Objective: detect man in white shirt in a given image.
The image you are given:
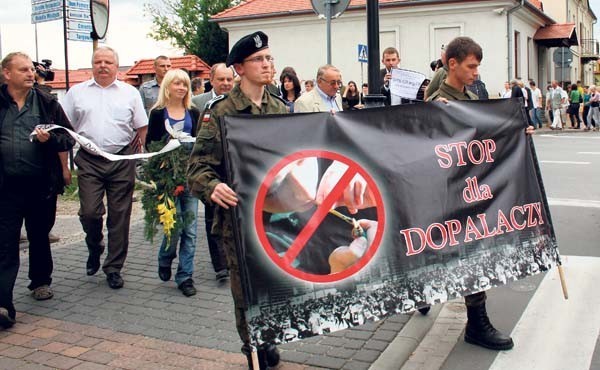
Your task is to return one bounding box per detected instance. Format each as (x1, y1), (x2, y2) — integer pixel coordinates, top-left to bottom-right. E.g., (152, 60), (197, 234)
(547, 80), (566, 129)
(529, 80), (543, 129)
(500, 81), (511, 98)
(61, 47), (148, 289)
(294, 64), (343, 113)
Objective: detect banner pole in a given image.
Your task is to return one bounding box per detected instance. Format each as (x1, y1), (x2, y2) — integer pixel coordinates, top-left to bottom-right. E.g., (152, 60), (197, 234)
(526, 113), (568, 299)
(558, 265), (568, 299)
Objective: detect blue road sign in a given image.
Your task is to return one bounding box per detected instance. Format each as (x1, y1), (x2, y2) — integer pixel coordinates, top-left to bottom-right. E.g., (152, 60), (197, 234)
(32, 10), (62, 24)
(66, 0), (90, 11)
(67, 9), (91, 21)
(68, 30), (93, 42)
(358, 44), (368, 63)
(32, 0), (62, 15)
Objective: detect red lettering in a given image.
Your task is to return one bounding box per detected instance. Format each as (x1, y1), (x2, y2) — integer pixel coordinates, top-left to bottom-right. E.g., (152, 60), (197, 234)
(445, 219), (462, 246)
(447, 142), (468, 166)
(477, 213), (498, 237)
(531, 202), (544, 225)
(463, 177), (477, 203)
(401, 228), (427, 256)
(435, 144), (453, 169)
(426, 223), (448, 250)
(464, 216), (484, 242)
(435, 139), (497, 168)
(496, 209), (514, 234)
(467, 140), (485, 165)
(510, 206), (526, 230)
(483, 139), (496, 163)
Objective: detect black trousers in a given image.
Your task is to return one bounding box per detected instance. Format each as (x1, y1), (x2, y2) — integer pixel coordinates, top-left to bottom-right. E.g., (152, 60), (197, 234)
(204, 203), (227, 273)
(0, 177), (56, 320)
(75, 149), (135, 274)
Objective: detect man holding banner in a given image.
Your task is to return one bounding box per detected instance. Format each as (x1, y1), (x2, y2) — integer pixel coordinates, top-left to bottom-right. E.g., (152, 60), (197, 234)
(187, 31), (287, 369)
(61, 47), (147, 290)
(0, 52), (75, 328)
(428, 36), (534, 351)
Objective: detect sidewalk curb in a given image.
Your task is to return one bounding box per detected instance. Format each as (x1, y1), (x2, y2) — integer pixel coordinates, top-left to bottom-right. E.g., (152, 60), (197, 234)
(369, 304), (443, 370)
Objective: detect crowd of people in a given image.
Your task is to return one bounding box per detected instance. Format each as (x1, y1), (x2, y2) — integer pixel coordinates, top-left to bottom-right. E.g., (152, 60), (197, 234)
(499, 78), (600, 131)
(249, 235), (555, 346)
(0, 30), (553, 370)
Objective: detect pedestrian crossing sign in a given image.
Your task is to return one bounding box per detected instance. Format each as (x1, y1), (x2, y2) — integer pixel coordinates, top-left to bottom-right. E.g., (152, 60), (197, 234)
(358, 44), (368, 63)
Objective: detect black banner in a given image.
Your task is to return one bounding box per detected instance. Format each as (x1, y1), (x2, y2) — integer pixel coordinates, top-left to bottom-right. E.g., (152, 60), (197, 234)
(222, 99), (559, 346)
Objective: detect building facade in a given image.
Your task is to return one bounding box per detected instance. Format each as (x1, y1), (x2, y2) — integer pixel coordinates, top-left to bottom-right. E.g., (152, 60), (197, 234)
(214, 0), (598, 95)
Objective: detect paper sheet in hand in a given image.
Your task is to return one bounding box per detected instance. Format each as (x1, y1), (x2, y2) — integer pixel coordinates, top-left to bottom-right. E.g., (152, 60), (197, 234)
(390, 68), (426, 101)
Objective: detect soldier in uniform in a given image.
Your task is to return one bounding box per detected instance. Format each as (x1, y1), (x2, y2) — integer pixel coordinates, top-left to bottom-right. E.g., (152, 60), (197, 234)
(428, 36), (534, 351)
(187, 31), (287, 370)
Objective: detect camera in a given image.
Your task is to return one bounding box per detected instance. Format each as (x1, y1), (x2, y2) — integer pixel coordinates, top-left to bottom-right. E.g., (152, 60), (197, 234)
(33, 59), (55, 82)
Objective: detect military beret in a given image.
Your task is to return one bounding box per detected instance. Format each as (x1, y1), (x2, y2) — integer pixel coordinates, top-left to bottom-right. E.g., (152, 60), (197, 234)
(226, 31), (269, 66)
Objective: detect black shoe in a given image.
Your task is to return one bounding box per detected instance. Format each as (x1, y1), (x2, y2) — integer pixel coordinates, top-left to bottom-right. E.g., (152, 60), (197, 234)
(216, 269), (229, 283)
(418, 305), (431, 315)
(178, 279), (196, 297)
(86, 252), (101, 276)
(158, 266), (171, 281)
(257, 343), (280, 370)
(464, 303), (514, 350)
(106, 272), (124, 289)
(0, 308), (15, 329)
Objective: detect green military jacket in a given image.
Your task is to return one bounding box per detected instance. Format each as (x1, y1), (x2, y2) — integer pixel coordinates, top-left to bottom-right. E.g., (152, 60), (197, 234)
(187, 83), (287, 211)
(427, 81), (479, 102)
(425, 66), (448, 99)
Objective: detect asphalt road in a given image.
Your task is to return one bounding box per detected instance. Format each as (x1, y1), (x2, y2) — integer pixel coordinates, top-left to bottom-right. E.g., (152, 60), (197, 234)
(440, 131), (600, 370)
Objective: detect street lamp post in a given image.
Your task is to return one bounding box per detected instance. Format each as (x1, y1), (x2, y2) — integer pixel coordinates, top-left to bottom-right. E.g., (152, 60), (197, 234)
(364, 0), (385, 107)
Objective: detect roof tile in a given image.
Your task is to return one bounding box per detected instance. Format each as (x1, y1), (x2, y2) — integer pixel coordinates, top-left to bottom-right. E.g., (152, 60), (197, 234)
(213, 0), (544, 20)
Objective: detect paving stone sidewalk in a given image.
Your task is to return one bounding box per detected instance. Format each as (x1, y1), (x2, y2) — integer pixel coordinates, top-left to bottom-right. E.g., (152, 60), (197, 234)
(6, 211), (412, 370)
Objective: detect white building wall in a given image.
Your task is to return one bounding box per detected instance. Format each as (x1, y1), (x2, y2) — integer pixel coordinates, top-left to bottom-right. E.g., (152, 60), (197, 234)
(220, 1), (549, 99)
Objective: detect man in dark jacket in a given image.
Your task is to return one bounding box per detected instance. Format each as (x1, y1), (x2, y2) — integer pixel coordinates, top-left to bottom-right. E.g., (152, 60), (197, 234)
(0, 52), (74, 329)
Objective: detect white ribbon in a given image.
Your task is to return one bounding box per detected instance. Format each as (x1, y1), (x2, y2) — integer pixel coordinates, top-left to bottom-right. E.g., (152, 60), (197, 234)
(30, 119), (195, 161)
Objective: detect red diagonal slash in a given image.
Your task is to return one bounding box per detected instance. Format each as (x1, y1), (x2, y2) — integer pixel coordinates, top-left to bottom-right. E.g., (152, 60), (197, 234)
(282, 166), (358, 266)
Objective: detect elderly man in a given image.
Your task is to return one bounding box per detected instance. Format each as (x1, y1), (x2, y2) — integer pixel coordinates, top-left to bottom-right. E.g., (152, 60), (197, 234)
(294, 64), (343, 113)
(0, 52), (74, 328)
(61, 47), (147, 289)
(139, 55), (172, 114)
(188, 31), (286, 370)
(548, 80), (566, 130)
(192, 63), (234, 110)
(191, 62), (234, 282)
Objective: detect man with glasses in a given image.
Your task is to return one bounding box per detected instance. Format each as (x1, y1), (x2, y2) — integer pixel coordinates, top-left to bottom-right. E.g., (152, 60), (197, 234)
(295, 64), (343, 113)
(188, 31), (287, 370)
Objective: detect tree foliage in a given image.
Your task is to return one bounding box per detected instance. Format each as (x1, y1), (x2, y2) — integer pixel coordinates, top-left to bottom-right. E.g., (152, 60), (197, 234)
(144, 0), (239, 65)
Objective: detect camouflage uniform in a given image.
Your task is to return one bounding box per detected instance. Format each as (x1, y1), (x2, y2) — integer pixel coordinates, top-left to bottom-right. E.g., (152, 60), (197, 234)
(187, 84), (287, 344)
(428, 81), (486, 308)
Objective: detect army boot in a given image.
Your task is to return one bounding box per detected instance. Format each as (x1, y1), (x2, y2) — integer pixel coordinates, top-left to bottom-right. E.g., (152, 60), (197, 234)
(464, 303), (514, 350)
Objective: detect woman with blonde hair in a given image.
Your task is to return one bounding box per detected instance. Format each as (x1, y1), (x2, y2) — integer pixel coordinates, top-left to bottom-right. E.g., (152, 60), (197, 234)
(145, 68), (201, 297)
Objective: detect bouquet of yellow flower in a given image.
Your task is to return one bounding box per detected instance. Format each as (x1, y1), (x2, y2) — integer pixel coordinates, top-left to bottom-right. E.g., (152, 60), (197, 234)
(140, 141), (190, 244)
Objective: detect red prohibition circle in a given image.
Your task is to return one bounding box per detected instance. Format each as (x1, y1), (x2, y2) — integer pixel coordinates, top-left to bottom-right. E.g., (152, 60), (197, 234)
(254, 150), (385, 283)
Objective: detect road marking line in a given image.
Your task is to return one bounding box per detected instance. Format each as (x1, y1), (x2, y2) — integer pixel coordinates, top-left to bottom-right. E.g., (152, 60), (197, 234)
(490, 256), (600, 370)
(539, 160), (590, 165)
(577, 152), (600, 155)
(539, 135), (600, 139)
(548, 198), (600, 208)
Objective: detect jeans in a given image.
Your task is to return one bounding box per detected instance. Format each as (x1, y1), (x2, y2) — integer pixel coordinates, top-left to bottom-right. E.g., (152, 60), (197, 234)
(531, 108), (543, 128)
(158, 188), (199, 286)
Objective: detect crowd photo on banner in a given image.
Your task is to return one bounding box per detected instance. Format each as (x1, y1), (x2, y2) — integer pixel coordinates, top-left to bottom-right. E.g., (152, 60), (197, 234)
(1, 5), (570, 367)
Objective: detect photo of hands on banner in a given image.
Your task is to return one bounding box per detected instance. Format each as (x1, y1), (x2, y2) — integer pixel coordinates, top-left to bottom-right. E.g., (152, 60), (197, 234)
(262, 158), (379, 275)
